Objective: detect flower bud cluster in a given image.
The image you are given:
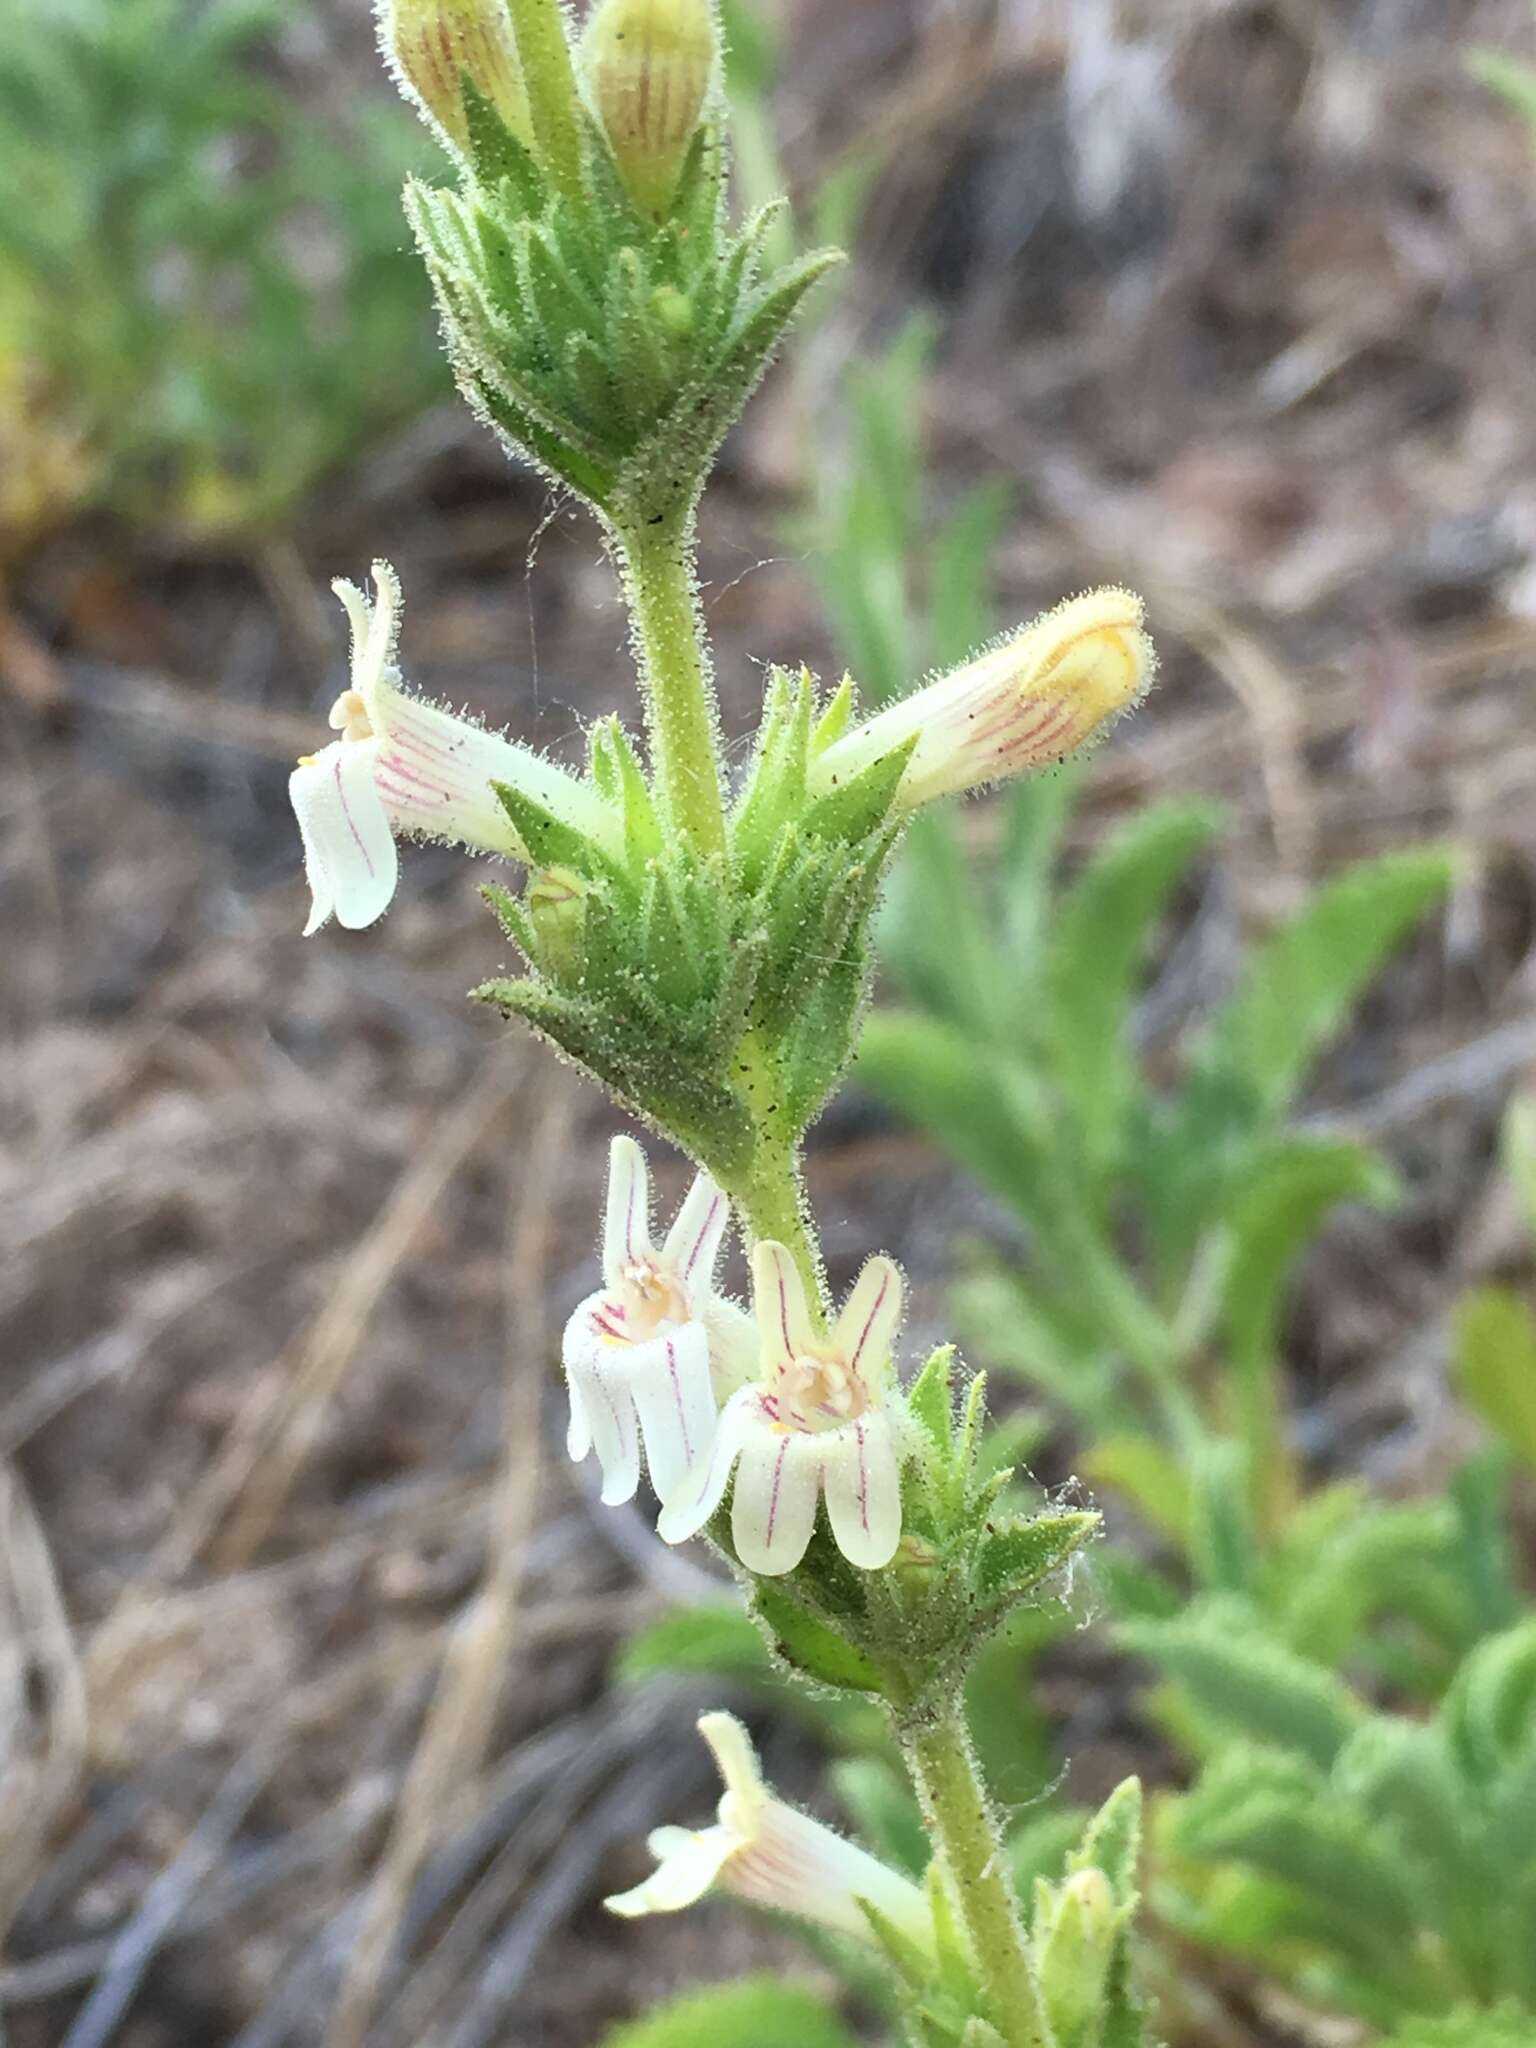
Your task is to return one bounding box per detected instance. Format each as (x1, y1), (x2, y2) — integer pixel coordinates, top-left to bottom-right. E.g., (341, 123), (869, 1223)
(376, 0), (836, 525)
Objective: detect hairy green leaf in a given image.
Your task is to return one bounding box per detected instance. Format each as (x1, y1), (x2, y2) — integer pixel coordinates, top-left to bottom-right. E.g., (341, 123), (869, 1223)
(599, 1978), (858, 2048)
(1456, 1286), (1536, 1469)
(1192, 846), (1453, 1122)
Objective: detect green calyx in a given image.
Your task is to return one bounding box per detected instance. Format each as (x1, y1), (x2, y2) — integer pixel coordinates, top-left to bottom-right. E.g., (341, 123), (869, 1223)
(405, 73), (839, 522)
(474, 673), (911, 1187)
(704, 1345), (1098, 1711)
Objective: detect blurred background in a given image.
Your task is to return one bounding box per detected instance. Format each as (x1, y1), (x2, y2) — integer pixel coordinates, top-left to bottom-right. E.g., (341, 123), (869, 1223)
(4, 0), (1536, 2043)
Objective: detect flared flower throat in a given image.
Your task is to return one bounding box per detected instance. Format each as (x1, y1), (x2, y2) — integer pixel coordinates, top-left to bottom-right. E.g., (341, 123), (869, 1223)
(659, 1242), (907, 1574)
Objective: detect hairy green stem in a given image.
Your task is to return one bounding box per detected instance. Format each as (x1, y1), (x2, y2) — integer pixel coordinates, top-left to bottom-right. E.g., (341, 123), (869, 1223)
(617, 510), (729, 861)
(505, 0), (584, 201)
(731, 1125), (827, 1325)
(902, 1705), (1047, 2048)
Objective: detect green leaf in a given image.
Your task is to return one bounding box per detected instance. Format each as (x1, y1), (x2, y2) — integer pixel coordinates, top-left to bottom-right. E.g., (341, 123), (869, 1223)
(617, 1604), (771, 1687)
(1192, 846), (1453, 1123)
(1502, 1093), (1536, 1237)
(908, 1345), (956, 1461)
(928, 479), (1011, 669)
(1219, 1136), (1398, 1503)
(879, 814), (1010, 1039)
(1068, 1777), (1143, 1903)
(972, 1509), (1099, 1610)
(998, 762), (1085, 995)
(599, 1979), (859, 2048)
(1174, 1747), (1421, 1959)
(1035, 1868), (1117, 2048)
(1081, 1435), (1190, 1547)
(1185, 1436), (1258, 1595)
(749, 1580), (886, 1695)
(1044, 800), (1221, 1185)
(489, 780), (617, 881)
(1010, 1807), (1089, 1901)
(1331, 1718), (1479, 1907)
(1123, 1601), (1363, 1769)
(1381, 2008), (1536, 2048)
(1456, 1286), (1536, 1468)
(831, 1757), (929, 1877)
(1468, 48), (1536, 128)
(1223, 1138), (1397, 1375)
(855, 1014), (1054, 1221)
(801, 734), (917, 843)
(855, 1896), (934, 1992)
(1441, 1618), (1536, 1786)
(461, 79), (545, 207)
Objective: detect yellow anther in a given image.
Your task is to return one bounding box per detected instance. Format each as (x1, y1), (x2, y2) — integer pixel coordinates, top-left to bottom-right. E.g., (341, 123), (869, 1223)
(328, 690), (374, 744)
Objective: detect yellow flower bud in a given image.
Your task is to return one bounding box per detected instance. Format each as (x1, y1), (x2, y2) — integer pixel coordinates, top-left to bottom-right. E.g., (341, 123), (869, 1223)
(583, 0), (718, 216)
(809, 588), (1155, 814)
(379, 0), (532, 154)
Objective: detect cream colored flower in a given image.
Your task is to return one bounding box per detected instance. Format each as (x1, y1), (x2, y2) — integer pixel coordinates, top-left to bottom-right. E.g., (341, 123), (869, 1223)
(659, 1243), (905, 1574)
(565, 1137), (756, 1504)
(289, 562), (620, 934)
(607, 1711), (933, 1950)
(810, 587), (1153, 813)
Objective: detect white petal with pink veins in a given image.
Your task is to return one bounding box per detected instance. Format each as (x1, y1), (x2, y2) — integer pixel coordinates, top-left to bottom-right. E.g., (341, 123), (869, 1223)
(750, 1241), (819, 1369)
(289, 742), (398, 934)
(822, 1415), (903, 1570)
(602, 1135), (652, 1284)
(579, 1352), (641, 1506)
(835, 1253), (903, 1382)
(731, 1427), (821, 1575)
(663, 1171), (729, 1287)
(656, 1385), (757, 1545)
(625, 1321), (719, 1502)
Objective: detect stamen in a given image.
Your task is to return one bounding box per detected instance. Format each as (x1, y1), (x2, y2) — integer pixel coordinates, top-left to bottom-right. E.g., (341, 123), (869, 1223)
(779, 1351), (869, 1427)
(328, 690), (375, 744)
(616, 1257), (690, 1336)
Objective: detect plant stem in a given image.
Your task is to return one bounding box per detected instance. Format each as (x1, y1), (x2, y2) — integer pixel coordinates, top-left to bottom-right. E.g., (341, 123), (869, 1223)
(902, 1704), (1048, 2048)
(732, 1124), (827, 1324)
(506, 0), (584, 202)
(617, 509), (729, 862)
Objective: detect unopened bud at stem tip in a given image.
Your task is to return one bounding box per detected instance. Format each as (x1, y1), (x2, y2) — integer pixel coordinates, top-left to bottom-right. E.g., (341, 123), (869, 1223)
(379, 0), (532, 153)
(583, 0), (718, 215)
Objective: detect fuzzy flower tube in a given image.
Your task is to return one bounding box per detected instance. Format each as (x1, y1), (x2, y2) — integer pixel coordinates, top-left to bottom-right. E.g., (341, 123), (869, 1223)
(606, 1712), (935, 1949)
(289, 562), (620, 931)
(294, 5), (1161, 2043)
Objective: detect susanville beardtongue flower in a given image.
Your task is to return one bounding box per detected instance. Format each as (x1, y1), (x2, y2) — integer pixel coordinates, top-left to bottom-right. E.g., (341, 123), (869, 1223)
(659, 1243), (906, 1574)
(606, 1711), (934, 1952)
(564, 1136), (756, 1504)
(378, 0), (533, 154)
(810, 586), (1155, 813)
(289, 561), (621, 934)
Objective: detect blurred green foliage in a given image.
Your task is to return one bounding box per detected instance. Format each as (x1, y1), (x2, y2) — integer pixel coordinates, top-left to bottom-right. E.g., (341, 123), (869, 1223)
(0, 0), (442, 548)
(1137, 1612), (1536, 2031)
(599, 1977), (861, 2048)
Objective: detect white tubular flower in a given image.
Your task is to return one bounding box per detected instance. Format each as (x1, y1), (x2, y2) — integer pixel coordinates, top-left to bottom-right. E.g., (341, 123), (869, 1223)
(810, 587), (1154, 813)
(564, 1137), (757, 1506)
(659, 1243), (905, 1575)
(606, 1711), (933, 1951)
(289, 562), (622, 934)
